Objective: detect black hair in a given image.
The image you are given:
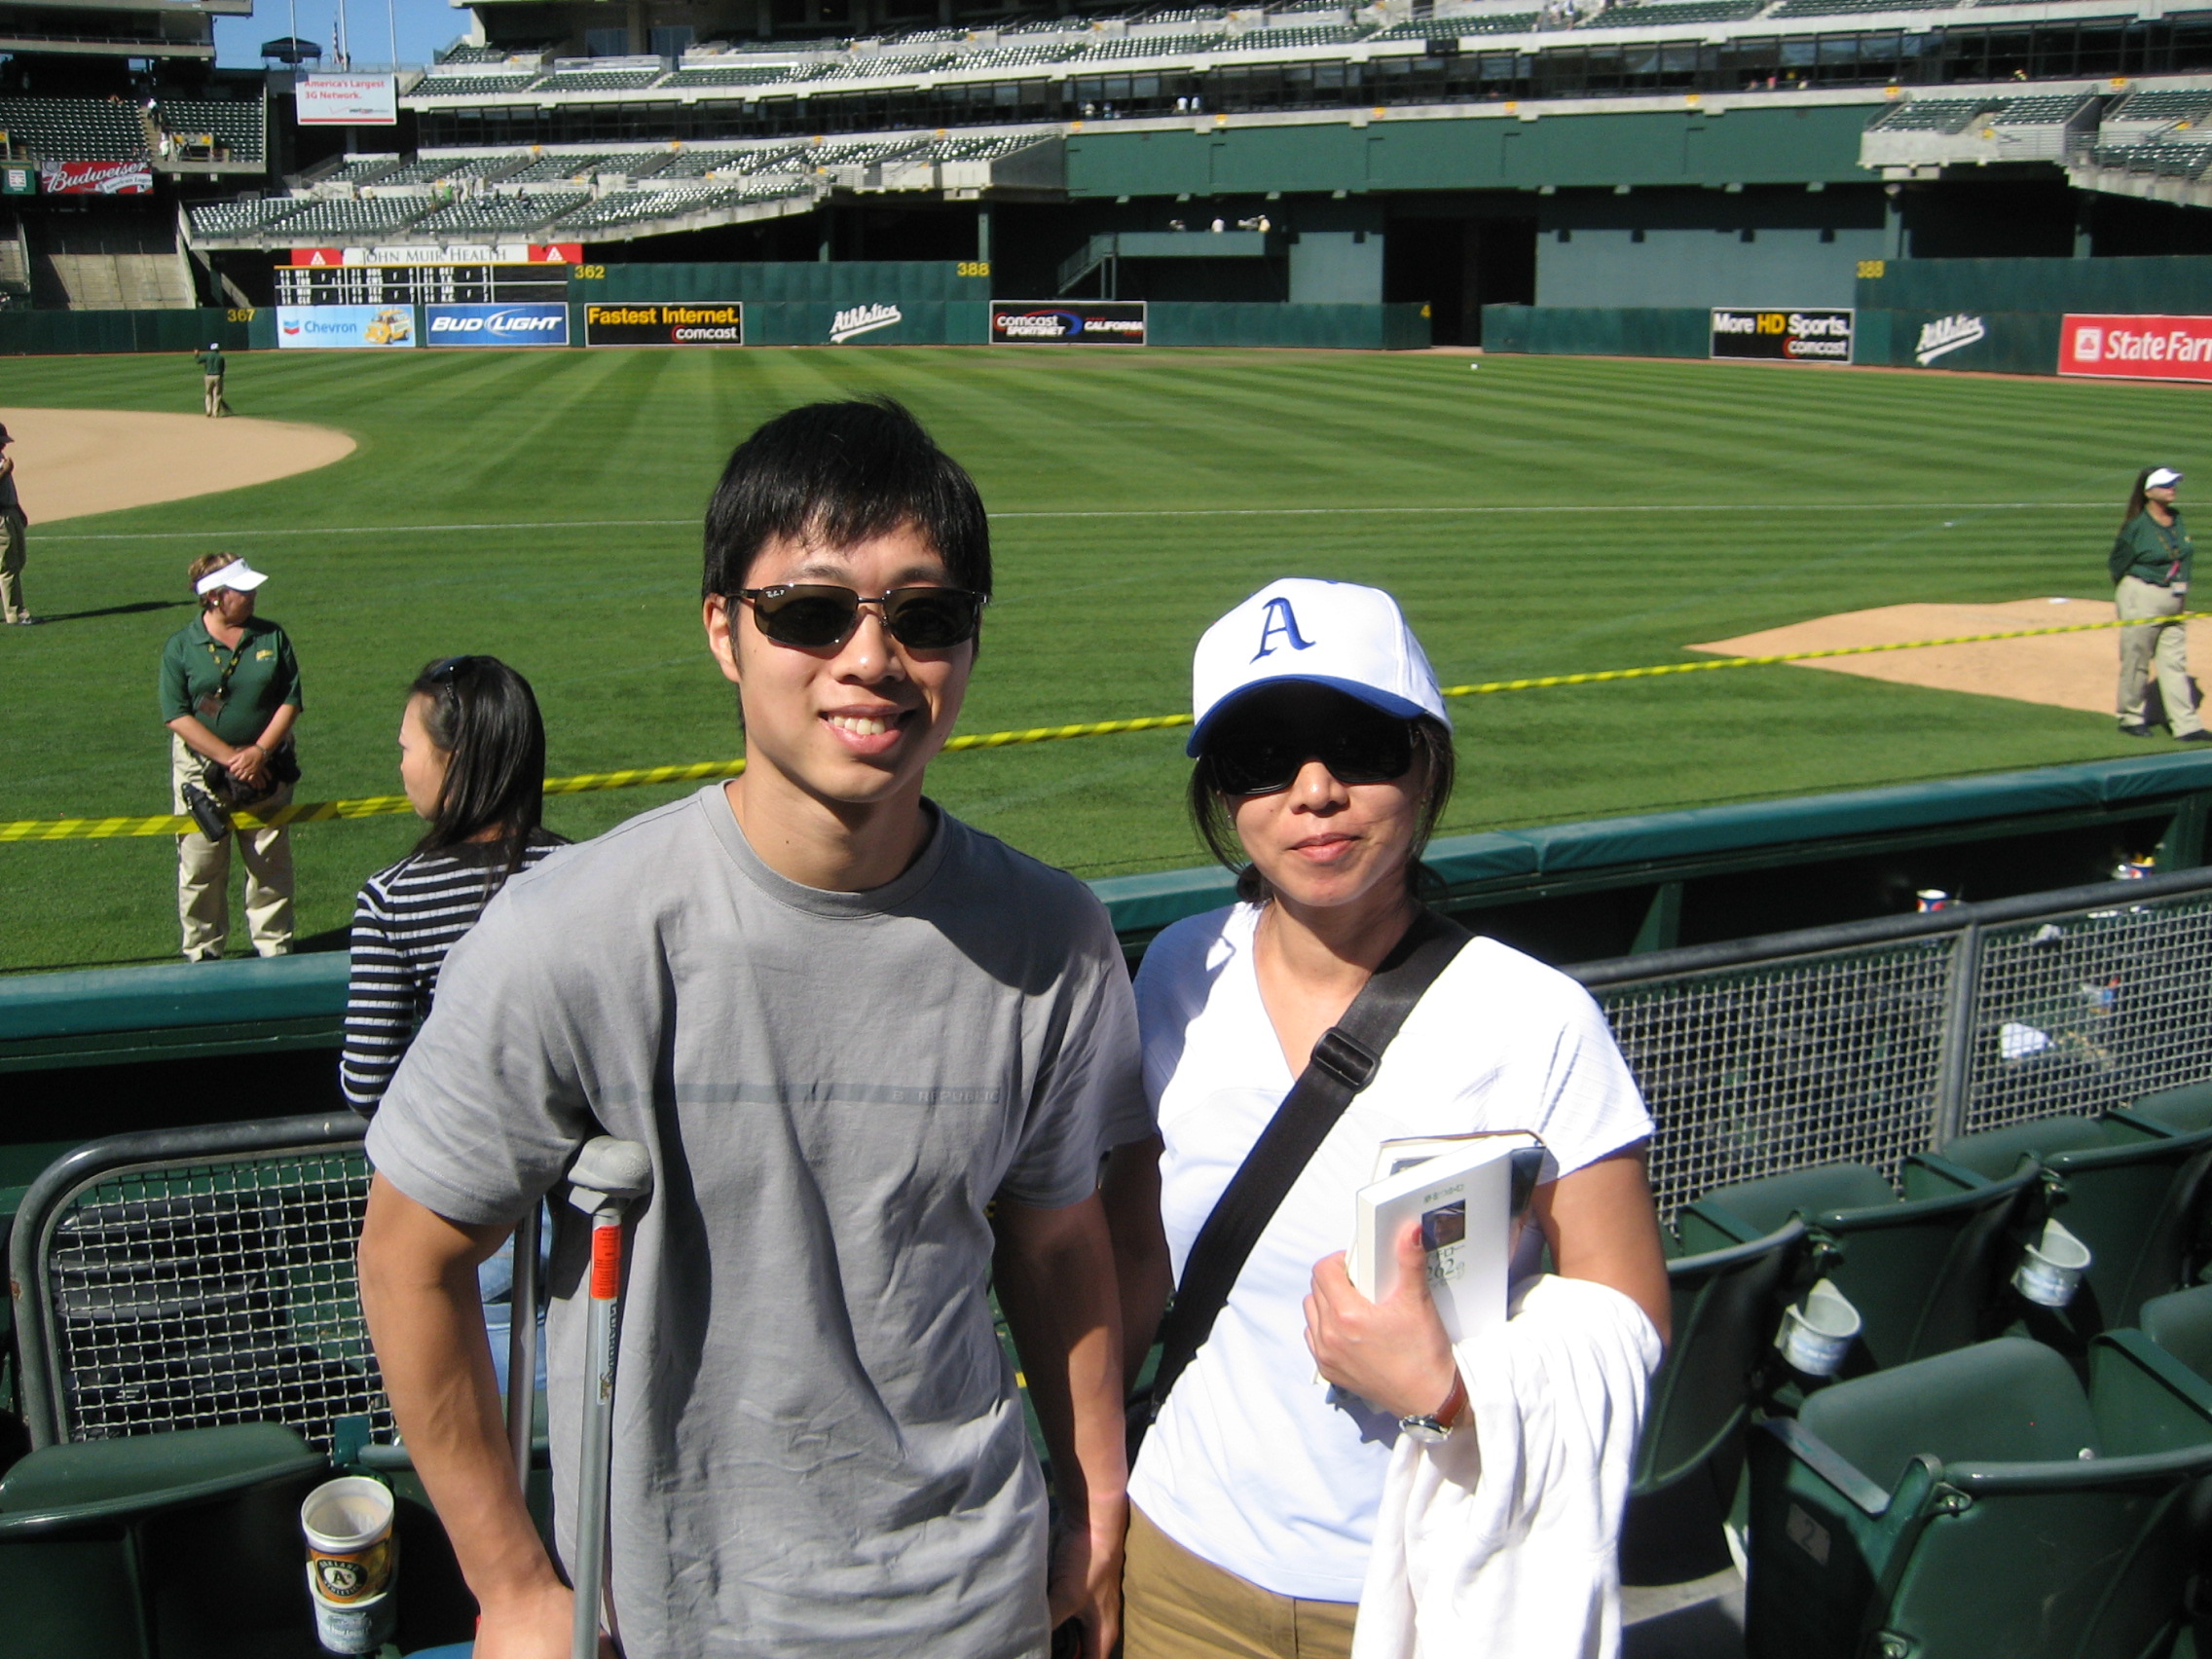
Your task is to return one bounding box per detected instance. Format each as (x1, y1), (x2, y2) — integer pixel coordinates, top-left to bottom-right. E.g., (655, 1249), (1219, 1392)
(409, 654), (546, 893)
(702, 397), (991, 601)
(1187, 690), (1457, 905)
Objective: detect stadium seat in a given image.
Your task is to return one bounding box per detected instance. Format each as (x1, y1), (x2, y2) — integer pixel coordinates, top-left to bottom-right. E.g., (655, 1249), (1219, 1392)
(0, 1422), (327, 1659)
(1679, 1157), (2041, 1375)
(2130, 1079), (2212, 1133)
(1744, 1335), (2212, 1659)
(1929, 1108), (2212, 1332)
(2140, 1283), (2212, 1381)
(1620, 1216), (1808, 1585)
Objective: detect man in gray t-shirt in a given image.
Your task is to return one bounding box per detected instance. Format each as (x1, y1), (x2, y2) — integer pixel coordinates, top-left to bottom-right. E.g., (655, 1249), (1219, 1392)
(360, 401), (1145, 1659)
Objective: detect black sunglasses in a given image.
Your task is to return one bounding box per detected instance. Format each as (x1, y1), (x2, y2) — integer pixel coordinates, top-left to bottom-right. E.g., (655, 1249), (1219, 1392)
(1203, 697), (1418, 797)
(735, 585), (985, 651)
(425, 655), (481, 682)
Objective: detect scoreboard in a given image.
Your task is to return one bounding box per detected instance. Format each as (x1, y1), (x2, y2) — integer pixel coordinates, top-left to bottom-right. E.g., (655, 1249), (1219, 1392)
(276, 264), (571, 307)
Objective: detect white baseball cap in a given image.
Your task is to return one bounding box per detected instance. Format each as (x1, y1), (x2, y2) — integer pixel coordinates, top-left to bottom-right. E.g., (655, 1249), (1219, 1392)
(195, 558), (270, 596)
(2148, 467), (2185, 490)
(1188, 577), (1448, 755)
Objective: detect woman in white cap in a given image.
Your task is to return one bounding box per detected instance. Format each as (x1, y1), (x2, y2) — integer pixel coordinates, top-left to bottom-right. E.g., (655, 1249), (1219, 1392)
(159, 551), (302, 960)
(1104, 578), (1670, 1659)
(2111, 466), (2206, 741)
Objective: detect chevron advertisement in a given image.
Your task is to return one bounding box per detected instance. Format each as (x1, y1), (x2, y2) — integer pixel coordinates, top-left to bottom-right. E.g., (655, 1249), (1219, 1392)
(2060, 314), (2212, 385)
(989, 302), (1148, 345)
(425, 303), (571, 348)
(275, 305), (418, 349)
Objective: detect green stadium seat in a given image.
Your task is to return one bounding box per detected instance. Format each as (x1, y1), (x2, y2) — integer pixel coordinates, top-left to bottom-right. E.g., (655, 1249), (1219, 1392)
(2130, 1079), (2212, 1134)
(0, 1422), (328, 1659)
(1620, 1217), (1809, 1586)
(1745, 1335), (2212, 1659)
(1932, 1108), (2212, 1331)
(2140, 1283), (2212, 1381)
(1681, 1157), (2041, 1375)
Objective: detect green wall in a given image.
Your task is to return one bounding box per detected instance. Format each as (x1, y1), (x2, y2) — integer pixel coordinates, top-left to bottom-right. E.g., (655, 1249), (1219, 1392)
(1067, 104), (1874, 199)
(1485, 303), (2063, 375)
(0, 307), (256, 356)
(1858, 257), (2212, 315)
(571, 260), (992, 304)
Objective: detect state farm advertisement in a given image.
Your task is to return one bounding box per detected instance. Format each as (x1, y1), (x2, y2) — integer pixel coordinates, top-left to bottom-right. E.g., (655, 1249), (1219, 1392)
(39, 159), (152, 195)
(2060, 314), (2212, 385)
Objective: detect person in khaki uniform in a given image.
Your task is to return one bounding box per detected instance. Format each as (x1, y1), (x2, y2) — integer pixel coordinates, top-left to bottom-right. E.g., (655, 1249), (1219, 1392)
(2112, 465), (2208, 742)
(159, 553), (303, 960)
(0, 423), (33, 626)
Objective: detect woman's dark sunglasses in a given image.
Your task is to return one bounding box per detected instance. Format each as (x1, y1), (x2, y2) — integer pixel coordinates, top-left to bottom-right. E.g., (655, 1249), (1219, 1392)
(1203, 700), (1417, 796)
(735, 585), (985, 651)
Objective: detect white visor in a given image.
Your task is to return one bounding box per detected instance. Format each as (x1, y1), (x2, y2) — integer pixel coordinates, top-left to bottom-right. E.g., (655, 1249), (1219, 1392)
(196, 559), (270, 596)
(2147, 467), (2184, 491)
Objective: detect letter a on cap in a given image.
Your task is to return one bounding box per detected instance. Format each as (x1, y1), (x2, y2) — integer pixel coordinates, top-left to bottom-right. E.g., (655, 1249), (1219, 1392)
(1253, 597), (1314, 661)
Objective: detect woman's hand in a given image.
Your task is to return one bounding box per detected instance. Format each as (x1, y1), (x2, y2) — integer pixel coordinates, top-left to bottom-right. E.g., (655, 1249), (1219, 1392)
(227, 743), (267, 789)
(1305, 1222), (1459, 1422)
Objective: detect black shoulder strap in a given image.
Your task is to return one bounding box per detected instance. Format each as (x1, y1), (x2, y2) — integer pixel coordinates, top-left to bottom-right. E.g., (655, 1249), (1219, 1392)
(1140, 906), (1473, 1425)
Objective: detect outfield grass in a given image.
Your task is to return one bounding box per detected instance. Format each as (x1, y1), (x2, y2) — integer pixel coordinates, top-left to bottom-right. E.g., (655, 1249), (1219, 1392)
(2, 345), (2203, 974)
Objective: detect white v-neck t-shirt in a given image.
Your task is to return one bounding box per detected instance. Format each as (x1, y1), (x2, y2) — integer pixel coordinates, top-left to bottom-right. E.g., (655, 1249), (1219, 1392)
(1124, 903), (1653, 1601)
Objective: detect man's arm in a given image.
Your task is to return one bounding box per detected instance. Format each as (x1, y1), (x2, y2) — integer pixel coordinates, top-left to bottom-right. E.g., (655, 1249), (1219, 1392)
(992, 1192), (1127, 1659)
(1099, 1135), (1172, 1389)
(359, 1173), (573, 1659)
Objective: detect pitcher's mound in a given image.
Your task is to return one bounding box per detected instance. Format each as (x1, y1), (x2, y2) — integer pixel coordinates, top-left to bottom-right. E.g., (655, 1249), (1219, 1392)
(0, 406), (354, 524)
(1690, 598), (2210, 719)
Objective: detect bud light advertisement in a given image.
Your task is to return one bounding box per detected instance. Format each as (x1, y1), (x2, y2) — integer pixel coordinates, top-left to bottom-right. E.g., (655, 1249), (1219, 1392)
(424, 303), (571, 348)
(989, 301), (1148, 346)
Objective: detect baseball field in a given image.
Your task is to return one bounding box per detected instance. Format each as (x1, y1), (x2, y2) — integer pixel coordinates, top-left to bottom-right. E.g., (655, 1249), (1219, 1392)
(2, 344), (2203, 974)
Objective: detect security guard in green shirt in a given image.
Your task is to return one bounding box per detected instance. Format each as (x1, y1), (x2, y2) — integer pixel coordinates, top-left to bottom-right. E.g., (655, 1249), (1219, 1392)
(2110, 465), (2205, 741)
(159, 554), (303, 960)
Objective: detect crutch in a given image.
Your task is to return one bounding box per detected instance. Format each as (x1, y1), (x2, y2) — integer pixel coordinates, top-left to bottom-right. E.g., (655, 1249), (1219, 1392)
(504, 1202), (541, 1493)
(565, 1137), (653, 1659)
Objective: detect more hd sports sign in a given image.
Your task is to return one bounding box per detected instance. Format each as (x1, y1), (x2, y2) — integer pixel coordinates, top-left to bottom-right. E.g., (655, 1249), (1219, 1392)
(425, 302), (570, 347)
(1711, 308), (1854, 364)
(584, 302), (743, 347)
(2060, 314), (2212, 385)
(275, 304), (416, 349)
(989, 301), (1147, 345)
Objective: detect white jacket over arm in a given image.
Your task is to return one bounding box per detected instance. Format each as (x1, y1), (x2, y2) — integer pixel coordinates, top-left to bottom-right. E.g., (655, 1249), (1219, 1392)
(1352, 1274), (1664, 1659)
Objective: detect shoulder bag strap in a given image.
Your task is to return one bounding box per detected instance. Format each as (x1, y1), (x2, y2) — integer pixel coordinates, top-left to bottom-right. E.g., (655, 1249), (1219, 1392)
(1138, 905), (1474, 1428)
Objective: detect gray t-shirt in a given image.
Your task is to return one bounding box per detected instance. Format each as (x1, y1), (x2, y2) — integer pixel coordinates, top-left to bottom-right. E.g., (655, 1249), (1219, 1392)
(366, 786), (1146, 1658)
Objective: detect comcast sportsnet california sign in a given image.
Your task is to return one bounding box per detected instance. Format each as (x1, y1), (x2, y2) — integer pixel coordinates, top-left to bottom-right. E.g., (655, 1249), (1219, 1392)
(2061, 314), (2212, 385)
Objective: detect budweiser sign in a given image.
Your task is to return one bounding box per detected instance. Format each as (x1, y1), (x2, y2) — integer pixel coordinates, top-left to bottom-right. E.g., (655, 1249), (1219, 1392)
(2059, 313), (2212, 385)
(39, 159), (152, 195)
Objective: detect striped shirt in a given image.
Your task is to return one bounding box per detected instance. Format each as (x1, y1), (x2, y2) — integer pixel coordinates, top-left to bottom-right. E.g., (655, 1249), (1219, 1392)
(341, 831), (567, 1113)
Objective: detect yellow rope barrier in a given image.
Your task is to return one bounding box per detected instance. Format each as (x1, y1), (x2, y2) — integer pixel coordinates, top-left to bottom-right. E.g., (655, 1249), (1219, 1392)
(5, 611), (2202, 843)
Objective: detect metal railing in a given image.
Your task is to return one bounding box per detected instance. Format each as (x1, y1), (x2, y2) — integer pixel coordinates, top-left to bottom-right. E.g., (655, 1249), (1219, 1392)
(1575, 867), (2212, 1219)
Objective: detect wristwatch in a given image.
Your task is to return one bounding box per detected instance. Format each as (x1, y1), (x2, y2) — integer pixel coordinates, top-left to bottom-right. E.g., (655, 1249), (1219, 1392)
(1398, 1372), (1468, 1445)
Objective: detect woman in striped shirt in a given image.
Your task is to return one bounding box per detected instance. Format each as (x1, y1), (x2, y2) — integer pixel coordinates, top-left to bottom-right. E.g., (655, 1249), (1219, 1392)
(341, 655), (567, 1114)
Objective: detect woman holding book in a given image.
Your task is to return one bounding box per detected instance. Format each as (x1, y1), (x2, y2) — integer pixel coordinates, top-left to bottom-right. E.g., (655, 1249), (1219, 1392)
(1103, 578), (1672, 1659)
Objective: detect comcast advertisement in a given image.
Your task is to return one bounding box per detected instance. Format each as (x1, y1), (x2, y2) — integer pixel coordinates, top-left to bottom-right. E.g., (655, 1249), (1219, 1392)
(584, 303), (744, 347)
(2060, 314), (2212, 385)
(1711, 308), (1854, 364)
(989, 302), (1148, 345)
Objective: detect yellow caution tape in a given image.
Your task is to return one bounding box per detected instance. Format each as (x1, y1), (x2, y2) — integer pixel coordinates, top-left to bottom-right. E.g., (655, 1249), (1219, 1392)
(4, 612), (2202, 843)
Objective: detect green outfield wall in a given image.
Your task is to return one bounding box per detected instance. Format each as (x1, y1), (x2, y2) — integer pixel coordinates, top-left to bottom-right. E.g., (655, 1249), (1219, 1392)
(569, 260), (992, 305)
(0, 306), (258, 356)
(1484, 303), (2065, 375)
(1857, 257), (2212, 316)
(1065, 104), (1874, 199)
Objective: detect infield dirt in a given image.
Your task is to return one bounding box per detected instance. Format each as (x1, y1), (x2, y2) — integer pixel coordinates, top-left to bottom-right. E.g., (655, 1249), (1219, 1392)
(0, 407), (353, 522)
(1690, 599), (2212, 719)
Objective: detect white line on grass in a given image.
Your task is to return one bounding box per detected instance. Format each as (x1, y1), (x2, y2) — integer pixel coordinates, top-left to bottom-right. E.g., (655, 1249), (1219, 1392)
(37, 502), (2116, 540)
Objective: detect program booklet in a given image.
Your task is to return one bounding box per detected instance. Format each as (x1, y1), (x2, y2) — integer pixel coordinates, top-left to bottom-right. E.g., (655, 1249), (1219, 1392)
(1349, 1131), (1546, 1346)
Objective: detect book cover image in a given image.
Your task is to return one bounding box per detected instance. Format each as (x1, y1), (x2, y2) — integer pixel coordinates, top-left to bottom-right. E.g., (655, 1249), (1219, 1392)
(1351, 1133), (1543, 1347)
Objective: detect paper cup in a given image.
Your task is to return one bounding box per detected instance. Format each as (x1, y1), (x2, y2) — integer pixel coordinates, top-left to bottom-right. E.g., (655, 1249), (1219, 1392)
(302, 1475), (397, 1605)
(305, 1567), (395, 1656)
(1779, 1278), (1862, 1377)
(2014, 1219), (2093, 1309)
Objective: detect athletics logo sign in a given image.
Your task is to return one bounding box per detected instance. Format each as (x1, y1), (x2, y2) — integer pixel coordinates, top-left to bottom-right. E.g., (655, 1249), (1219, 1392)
(829, 304), (903, 344)
(1914, 313), (1987, 367)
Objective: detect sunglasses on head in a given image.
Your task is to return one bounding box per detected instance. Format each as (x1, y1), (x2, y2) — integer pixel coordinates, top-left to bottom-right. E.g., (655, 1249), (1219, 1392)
(425, 655), (481, 682)
(1202, 694), (1418, 797)
(735, 584), (986, 651)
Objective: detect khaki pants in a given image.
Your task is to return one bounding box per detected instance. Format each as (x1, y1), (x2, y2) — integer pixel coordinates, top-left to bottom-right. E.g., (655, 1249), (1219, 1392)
(1123, 1507), (1358, 1659)
(171, 735), (294, 961)
(203, 373), (226, 418)
(2117, 575), (2204, 735)
(1, 506), (25, 622)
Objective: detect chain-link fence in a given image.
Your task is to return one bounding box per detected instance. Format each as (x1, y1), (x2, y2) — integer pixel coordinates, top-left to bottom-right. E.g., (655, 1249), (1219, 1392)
(1580, 869), (2212, 1221)
(12, 1119), (387, 1451)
